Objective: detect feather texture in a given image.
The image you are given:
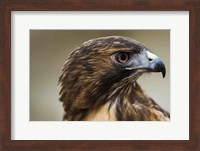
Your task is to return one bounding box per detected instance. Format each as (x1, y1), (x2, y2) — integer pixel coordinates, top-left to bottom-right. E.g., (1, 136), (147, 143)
(59, 36), (170, 121)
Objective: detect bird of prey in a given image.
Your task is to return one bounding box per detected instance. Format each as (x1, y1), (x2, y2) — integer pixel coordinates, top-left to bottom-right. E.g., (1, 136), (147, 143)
(59, 36), (170, 121)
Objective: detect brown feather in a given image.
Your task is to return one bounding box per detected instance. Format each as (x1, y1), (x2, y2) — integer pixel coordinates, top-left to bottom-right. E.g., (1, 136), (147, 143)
(59, 36), (170, 121)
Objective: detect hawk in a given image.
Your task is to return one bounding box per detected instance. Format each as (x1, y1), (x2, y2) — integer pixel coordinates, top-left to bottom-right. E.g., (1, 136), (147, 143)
(59, 36), (170, 121)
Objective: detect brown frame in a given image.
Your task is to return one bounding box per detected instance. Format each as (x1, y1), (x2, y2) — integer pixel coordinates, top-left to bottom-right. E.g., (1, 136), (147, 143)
(0, 0), (200, 151)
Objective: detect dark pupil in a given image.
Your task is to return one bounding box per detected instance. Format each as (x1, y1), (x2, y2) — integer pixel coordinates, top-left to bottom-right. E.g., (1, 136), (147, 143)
(120, 53), (127, 61)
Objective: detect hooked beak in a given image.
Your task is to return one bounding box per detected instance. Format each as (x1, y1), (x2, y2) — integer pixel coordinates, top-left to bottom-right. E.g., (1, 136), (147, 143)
(146, 51), (166, 78)
(125, 51), (166, 78)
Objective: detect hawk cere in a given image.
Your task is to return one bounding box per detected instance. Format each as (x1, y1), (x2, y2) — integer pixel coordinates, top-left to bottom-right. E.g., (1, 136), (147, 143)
(59, 36), (170, 121)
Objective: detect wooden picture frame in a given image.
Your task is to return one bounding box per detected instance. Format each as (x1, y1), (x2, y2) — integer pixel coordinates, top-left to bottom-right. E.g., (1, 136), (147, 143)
(0, 0), (199, 150)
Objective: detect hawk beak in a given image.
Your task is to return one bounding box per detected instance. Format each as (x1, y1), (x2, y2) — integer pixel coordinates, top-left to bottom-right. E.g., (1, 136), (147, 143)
(125, 51), (166, 78)
(146, 51), (166, 78)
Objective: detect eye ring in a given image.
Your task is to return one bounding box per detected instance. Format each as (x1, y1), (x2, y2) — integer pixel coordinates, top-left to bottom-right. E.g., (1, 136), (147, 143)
(115, 52), (129, 64)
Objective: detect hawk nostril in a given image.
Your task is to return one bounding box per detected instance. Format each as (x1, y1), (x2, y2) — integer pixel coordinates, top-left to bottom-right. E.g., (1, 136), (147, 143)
(148, 58), (153, 61)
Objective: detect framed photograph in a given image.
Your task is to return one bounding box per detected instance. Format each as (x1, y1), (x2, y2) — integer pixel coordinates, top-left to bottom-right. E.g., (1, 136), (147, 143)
(1, 0), (199, 151)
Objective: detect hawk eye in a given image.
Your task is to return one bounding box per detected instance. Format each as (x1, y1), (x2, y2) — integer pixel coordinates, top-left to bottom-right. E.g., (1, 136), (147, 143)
(115, 52), (129, 64)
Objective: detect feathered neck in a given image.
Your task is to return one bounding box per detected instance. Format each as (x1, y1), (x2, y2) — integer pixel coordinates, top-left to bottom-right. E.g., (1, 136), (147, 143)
(59, 58), (169, 121)
(62, 79), (169, 121)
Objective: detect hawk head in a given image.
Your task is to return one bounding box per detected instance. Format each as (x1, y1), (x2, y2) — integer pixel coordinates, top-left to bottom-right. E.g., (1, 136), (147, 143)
(59, 36), (167, 120)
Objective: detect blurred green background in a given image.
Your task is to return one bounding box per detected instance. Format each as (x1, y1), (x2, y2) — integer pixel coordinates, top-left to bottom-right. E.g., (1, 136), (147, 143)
(30, 30), (170, 121)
